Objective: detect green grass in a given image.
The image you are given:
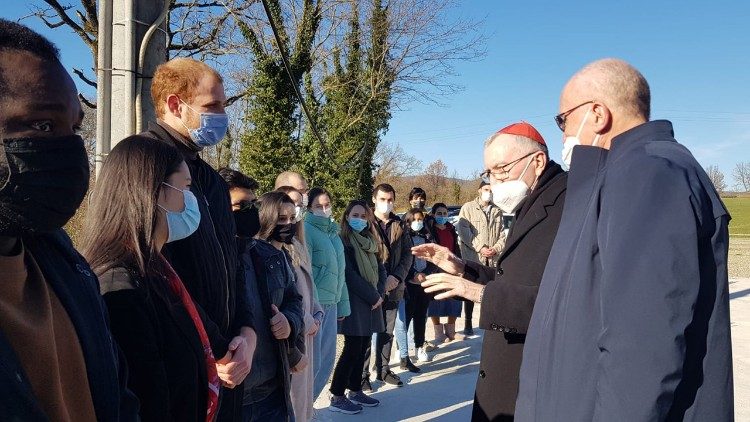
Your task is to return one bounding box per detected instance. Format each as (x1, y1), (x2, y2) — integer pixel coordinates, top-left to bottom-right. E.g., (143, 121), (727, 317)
(725, 197), (750, 238)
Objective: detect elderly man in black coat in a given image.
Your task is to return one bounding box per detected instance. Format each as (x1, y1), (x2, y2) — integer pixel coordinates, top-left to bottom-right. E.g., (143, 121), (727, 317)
(414, 122), (567, 421)
(516, 59), (733, 422)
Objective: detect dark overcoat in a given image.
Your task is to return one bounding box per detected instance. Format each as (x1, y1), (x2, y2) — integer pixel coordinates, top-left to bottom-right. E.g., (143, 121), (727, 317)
(516, 121), (733, 422)
(339, 243), (387, 337)
(463, 162), (567, 421)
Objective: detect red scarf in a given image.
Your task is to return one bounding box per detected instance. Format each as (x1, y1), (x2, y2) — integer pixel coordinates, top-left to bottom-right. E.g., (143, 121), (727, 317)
(161, 258), (220, 422)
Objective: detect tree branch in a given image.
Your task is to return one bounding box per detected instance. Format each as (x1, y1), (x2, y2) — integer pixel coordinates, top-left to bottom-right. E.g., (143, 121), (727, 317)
(73, 68), (98, 88)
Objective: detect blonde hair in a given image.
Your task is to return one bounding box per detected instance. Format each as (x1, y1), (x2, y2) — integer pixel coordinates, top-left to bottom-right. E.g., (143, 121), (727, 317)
(151, 58), (223, 118)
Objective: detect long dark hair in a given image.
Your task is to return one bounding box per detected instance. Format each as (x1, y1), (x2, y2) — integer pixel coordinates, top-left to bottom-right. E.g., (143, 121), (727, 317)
(81, 135), (184, 278)
(339, 199), (388, 262)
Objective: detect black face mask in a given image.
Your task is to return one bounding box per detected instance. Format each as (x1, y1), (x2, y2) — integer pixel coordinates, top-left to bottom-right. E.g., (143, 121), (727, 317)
(271, 222), (297, 245)
(0, 135), (90, 236)
(411, 200), (425, 209)
(233, 206), (260, 238)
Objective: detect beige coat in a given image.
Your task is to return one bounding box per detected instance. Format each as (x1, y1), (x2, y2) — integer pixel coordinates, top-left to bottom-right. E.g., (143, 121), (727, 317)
(286, 239), (322, 422)
(457, 197), (506, 267)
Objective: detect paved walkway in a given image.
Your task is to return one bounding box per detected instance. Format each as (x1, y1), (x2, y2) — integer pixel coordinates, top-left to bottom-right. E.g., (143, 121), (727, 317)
(313, 278), (750, 421)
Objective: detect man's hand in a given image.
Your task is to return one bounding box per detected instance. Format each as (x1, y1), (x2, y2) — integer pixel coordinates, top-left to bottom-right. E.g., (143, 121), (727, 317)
(270, 304), (291, 339)
(415, 272), (427, 283)
(372, 297), (384, 310)
(216, 329), (255, 388)
(291, 354), (309, 374)
(480, 246), (497, 258)
(309, 319), (321, 337)
(412, 243), (465, 275)
(422, 273), (485, 303)
(385, 275), (399, 292)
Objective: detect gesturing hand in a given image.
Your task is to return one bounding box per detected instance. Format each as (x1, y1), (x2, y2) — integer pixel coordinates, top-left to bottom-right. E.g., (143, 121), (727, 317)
(372, 297), (384, 310)
(412, 243), (465, 276)
(421, 273), (485, 303)
(270, 304), (291, 339)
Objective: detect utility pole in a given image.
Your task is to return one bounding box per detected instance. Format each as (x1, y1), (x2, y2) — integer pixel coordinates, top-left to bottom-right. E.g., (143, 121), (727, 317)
(97, 0), (169, 177)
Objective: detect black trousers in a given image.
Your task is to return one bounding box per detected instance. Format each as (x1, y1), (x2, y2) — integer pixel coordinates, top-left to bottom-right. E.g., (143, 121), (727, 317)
(464, 300), (475, 329)
(330, 335), (370, 396)
(363, 302), (398, 377)
(405, 282), (431, 348)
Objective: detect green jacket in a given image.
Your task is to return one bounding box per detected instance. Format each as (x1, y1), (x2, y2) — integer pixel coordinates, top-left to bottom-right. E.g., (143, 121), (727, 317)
(304, 213), (351, 317)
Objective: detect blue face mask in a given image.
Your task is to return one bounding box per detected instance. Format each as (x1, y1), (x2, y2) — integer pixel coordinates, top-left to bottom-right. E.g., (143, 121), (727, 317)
(348, 217), (369, 232)
(159, 182), (201, 243)
(435, 216), (449, 225)
(180, 100), (229, 147)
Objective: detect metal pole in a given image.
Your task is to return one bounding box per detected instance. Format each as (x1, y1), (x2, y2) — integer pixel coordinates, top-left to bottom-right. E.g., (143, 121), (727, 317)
(111, 0), (136, 146)
(95, 0), (113, 178)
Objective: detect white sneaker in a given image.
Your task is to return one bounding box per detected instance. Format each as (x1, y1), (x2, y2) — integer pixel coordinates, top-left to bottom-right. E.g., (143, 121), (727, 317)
(417, 346), (431, 362)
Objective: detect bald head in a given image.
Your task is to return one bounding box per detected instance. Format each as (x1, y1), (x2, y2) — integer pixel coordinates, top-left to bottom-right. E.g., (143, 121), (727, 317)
(275, 171), (308, 193)
(564, 58), (650, 121)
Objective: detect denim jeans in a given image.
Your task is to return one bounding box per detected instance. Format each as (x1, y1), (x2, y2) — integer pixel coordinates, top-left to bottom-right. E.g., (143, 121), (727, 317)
(242, 388), (291, 422)
(312, 303), (337, 401)
(394, 299), (415, 358)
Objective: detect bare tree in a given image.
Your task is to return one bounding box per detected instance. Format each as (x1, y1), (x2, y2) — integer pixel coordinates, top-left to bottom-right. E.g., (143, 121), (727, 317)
(372, 141), (422, 182)
(26, 0), (255, 106)
(734, 162), (750, 192)
(419, 158), (448, 202)
(704, 165), (727, 193)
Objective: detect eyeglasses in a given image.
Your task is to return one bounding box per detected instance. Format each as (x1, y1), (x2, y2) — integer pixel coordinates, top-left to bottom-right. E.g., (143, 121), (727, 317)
(554, 101), (593, 132)
(234, 199), (257, 211)
(481, 151), (537, 182)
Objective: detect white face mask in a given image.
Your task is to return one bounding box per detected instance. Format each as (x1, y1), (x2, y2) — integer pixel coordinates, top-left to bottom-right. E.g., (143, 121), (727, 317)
(375, 201), (393, 215)
(313, 207), (332, 219)
(411, 220), (424, 232)
(302, 193), (309, 208)
(562, 109), (601, 170)
(480, 191), (492, 203)
(294, 205), (304, 222)
(491, 156), (536, 214)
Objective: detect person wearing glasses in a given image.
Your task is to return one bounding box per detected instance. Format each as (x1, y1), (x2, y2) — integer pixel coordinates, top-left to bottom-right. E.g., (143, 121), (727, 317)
(514, 59), (733, 421)
(412, 122), (567, 421)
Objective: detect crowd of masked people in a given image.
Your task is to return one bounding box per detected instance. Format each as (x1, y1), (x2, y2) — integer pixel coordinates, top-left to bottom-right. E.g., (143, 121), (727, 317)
(0, 20), (499, 421)
(2, 19), (734, 422)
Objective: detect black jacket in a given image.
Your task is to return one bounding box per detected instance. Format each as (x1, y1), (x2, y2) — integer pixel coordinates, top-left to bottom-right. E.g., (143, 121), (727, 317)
(463, 162), (567, 421)
(100, 266), (229, 422)
(242, 239), (304, 421)
(143, 121), (253, 336)
(374, 212), (413, 303)
(0, 230), (139, 421)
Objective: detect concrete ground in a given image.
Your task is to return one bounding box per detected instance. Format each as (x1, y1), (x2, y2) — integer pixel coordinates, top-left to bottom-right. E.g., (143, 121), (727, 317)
(312, 277), (750, 421)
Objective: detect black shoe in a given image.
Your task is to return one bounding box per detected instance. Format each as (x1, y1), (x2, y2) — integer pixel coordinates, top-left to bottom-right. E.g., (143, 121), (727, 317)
(464, 327), (475, 336)
(400, 358), (421, 373)
(378, 370), (404, 387)
(361, 377), (373, 392)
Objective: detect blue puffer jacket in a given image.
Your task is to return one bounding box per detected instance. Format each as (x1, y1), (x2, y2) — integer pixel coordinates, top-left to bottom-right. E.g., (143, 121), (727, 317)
(304, 213), (351, 317)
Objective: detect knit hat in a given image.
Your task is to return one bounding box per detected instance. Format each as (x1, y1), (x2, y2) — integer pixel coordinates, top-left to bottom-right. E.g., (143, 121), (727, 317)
(495, 122), (546, 146)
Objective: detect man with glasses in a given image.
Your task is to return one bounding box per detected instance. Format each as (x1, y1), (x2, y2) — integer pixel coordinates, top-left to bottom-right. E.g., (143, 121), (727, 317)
(515, 59), (733, 421)
(413, 122), (567, 421)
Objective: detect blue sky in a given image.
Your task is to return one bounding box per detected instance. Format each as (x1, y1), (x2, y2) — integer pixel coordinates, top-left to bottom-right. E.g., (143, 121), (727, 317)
(5, 1), (750, 187)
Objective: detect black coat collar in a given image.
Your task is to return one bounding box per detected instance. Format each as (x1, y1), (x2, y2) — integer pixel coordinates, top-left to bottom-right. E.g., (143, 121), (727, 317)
(499, 162), (566, 263)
